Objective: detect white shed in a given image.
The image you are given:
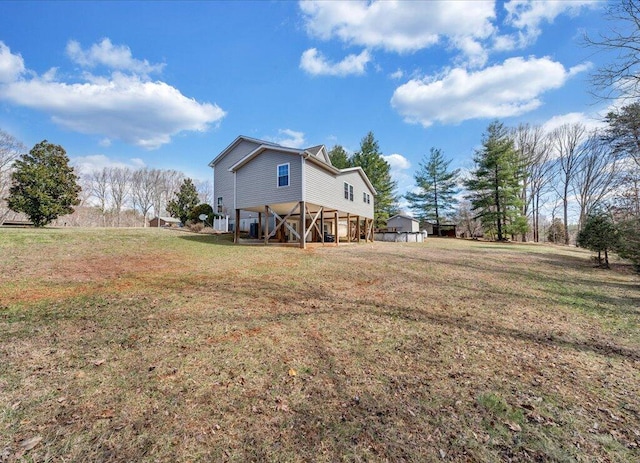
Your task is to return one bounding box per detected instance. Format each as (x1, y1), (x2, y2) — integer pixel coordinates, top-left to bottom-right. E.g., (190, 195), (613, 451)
(386, 214), (419, 232)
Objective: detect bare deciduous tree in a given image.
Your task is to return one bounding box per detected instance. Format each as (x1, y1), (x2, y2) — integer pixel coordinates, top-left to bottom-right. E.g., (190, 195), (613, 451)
(131, 168), (155, 227)
(572, 132), (620, 231)
(89, 168), (110, 226)
(617, 161), (640, 218)
(0, 130), (26, 224)
(586, 0), (640, 100)
(109, 167), (131, 227)
(195, 178), (213, 205)
(455, 199), (482, 239)
(550, 123), (588, 245)
(512, 124), (553, 242)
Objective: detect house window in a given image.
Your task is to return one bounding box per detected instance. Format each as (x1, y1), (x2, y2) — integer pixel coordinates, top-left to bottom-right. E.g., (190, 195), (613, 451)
(217, 196), (223, 214)
(344, 182), (353, 201)
(277, 163), (289, 187)
(363, 192), (370, 204)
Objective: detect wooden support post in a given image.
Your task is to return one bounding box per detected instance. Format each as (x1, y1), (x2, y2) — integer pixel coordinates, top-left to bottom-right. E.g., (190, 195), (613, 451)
(258, 212), (262, 240)
(356, 216), (361, 243)
(264, 205), (269, 245)
(371, 218), (375, 242)
(299, 201), (306, 249)
(335, 210), (339, 246)
(234, 209), (240, 244)
(347, 213), (351, 243)
(320, 208), (324, 244)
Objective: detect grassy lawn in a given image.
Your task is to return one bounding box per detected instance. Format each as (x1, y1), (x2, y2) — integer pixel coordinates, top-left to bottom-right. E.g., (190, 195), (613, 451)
(1, 228), (639, 462)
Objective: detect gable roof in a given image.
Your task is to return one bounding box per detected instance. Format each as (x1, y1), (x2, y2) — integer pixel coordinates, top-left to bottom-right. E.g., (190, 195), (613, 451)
(209, 135), (282, 167)
(305, 144), (331, 165)
(153, 216), (181, 223)
(388, 214), (418, 222)
(228, 143), (309, 172)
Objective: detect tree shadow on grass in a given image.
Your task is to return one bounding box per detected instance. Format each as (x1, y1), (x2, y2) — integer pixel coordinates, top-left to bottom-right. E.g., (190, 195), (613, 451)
(175, 272), (640, 363)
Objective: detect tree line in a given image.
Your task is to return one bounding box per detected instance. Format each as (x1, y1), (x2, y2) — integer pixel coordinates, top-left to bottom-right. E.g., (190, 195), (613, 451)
(0, 136), (213, 228)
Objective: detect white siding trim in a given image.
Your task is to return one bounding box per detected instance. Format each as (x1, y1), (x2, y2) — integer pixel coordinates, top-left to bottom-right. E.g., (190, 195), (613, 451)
(233, 171), (237, 211)
(301, 157), (306, 202)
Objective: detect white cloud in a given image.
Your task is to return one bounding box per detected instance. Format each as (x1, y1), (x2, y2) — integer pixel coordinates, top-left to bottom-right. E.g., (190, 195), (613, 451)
(0, 42), (25, 83)
(390, 69), (404, 80)
(270, 129), (306, 148)
(383, 153), (411, 170)
(300, 1), (495, 66)
(383, 153), (413, 196)
(72, 154), (146, 176)
(300, 48), (370, 76)
(0, 40), (225, 149)
(391, 56), (587, 127)
(502, 0), (596, 48)
(541, 112), (605, 134)
(66, 38), (165, 76)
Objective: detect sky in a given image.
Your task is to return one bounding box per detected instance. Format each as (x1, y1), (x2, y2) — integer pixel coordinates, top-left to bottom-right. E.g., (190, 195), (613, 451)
(0, 0), (616, 207)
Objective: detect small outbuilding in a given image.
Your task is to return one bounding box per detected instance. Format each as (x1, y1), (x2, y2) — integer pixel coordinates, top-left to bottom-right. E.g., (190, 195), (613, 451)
(386, 214), (419, 233)
(424, 222), (457, 237)
(149, 216), (181, 228)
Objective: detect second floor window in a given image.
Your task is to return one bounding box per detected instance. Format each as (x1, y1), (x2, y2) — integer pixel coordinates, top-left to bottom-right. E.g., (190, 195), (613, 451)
(344, 182), (353, 201)
(217, 196), (223, 213)
(277, 163), (289, 187)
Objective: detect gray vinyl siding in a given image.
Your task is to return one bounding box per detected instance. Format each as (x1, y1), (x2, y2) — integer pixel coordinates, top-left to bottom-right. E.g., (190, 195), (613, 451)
(236, 150), (302, 209)
(305, 162), (374, 218)
(213, 139), (260, 214)
(388, 216), (419, 232)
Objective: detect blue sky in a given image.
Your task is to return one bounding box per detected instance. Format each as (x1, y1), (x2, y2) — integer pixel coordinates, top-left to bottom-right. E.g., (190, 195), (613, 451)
(0, 1), (612, 203)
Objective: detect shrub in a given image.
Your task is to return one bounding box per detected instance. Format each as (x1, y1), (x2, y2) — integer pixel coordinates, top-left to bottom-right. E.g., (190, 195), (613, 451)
(188, 203), (214, 224)
(188, 222), (204, 233)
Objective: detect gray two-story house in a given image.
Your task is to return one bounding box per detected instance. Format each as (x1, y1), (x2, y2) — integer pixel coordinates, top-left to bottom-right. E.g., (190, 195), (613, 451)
(209, 136), (376, 248)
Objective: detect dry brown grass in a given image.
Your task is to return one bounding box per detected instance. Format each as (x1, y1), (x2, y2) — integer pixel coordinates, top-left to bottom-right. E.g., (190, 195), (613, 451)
(0, 228), (639, 462)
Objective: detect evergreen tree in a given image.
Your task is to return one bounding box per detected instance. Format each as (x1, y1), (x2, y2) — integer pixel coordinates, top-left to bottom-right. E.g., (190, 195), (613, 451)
(351, 132), (397, 228)
(328, 145), (351, 169)
(166, 178), (199, 224)
(604, 102), (640, 167)
(405, 147), (459, 236)
(577, 211), (620, 268)
(8, 140), (81, 227)
(547, 218), (567, 243)
(465, 121), (523, 241)
(615, 217), (640, 272)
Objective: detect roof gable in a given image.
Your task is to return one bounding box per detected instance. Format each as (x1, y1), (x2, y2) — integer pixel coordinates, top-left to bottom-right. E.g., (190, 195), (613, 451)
(305, 145), (331, 165)
(388, 214), (418, 222)
(209, 135), (281, 167)
(338, 167), (377, 195)
(229, 144), (304, 172)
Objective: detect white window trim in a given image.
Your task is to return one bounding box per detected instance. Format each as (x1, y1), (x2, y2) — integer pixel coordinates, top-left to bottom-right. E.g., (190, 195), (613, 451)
(277, 162), (290, 188)
(344, 182), (354, 202)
